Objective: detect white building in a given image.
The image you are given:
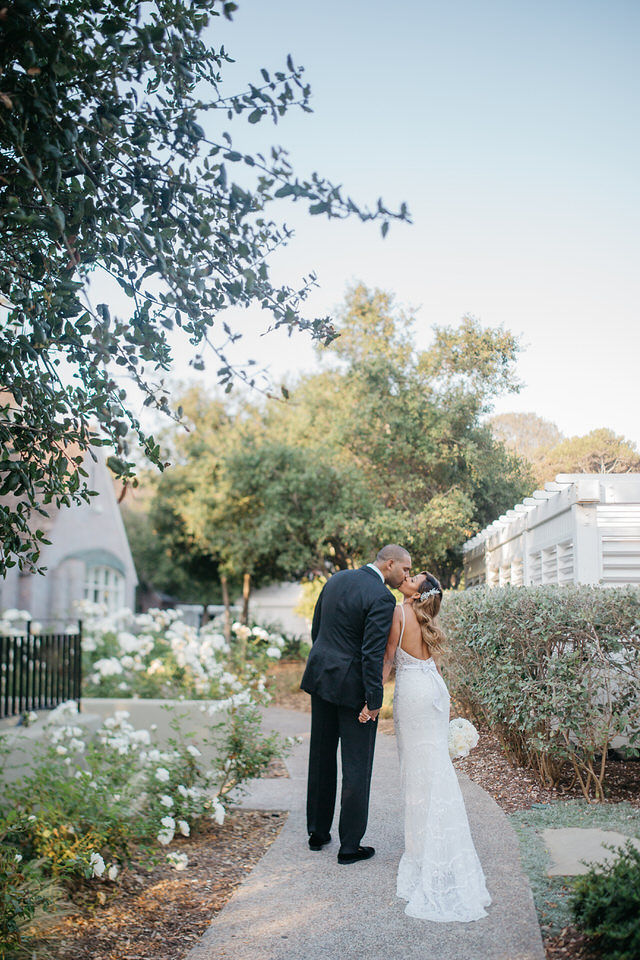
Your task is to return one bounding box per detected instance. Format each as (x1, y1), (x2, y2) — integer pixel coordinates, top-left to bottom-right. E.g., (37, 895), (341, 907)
(1, 449), (137, 622)
(463, 474), (640, 589)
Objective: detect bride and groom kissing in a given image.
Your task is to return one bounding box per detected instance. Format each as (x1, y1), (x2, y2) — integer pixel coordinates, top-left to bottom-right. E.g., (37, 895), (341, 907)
(300, 544), (491, 923)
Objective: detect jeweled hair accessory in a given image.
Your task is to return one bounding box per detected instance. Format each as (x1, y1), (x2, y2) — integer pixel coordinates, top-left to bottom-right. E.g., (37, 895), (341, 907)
(419, 587), (440, 602)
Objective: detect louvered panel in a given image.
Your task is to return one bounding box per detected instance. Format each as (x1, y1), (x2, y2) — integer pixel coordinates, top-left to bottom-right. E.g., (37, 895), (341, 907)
(597, 505), (640, 526)
(601, 537), (640, 584)
(528, 551), (542, 585)
(542, 545), (558, 584)
(558, 540), (574, 583)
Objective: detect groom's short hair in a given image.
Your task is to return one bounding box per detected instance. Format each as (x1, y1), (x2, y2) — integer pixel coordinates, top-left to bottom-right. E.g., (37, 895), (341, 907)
(376, 544), (410, 563)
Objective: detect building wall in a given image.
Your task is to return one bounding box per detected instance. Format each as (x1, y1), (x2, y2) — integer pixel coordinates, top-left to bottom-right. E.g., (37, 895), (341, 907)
(463, 474), (640, 589)
(1, 452), (137, 622)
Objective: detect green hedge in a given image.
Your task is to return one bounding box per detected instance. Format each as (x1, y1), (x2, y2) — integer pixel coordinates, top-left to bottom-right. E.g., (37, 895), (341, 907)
(440, 585), (640, 799)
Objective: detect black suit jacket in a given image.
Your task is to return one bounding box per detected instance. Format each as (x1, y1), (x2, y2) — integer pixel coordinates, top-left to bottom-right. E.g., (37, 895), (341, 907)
(300, 566), (396, 711)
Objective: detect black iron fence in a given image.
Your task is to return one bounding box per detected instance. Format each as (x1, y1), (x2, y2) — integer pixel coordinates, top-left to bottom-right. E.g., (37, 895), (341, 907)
(0, 621), (83, 720)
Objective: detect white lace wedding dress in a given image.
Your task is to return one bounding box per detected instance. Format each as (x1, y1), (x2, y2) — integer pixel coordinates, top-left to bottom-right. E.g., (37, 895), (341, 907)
(393, 607), (491, 922)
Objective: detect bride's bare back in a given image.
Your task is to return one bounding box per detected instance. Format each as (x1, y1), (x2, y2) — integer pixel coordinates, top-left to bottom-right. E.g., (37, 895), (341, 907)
(396, 602), (431, 660)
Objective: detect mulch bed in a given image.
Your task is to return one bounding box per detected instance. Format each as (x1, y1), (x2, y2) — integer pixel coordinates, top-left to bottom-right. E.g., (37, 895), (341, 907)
(39, 810), (287, 960)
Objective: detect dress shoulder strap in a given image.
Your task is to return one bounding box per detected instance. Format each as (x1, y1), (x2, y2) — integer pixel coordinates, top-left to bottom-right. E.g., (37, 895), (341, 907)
(398, 604), (406, 650)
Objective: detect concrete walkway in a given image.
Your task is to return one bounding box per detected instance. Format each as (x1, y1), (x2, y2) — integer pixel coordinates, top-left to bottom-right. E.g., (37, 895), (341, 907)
(187, 707), (545, 960)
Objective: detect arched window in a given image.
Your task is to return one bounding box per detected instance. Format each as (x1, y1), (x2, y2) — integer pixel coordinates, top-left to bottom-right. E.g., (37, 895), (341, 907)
(84, 565), (125, 613)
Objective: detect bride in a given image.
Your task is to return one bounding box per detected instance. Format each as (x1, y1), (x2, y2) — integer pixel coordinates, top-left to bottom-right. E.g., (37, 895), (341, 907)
(361, 571), (491, 922)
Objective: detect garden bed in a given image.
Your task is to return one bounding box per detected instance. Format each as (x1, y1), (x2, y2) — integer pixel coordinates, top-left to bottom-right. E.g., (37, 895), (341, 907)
(37, 809), (287, 960)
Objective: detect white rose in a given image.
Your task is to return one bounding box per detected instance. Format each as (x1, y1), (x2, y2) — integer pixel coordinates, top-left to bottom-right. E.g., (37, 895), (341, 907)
(89, 852), (105, 878)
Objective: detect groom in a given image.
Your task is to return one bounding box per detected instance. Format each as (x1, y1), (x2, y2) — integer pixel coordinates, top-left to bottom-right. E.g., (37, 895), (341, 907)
(300, 544), (411, 864)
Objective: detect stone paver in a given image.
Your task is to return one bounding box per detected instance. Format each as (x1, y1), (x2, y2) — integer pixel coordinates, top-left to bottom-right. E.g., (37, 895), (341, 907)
(543, 827), (640, 876)
(187, 707), (546, 960)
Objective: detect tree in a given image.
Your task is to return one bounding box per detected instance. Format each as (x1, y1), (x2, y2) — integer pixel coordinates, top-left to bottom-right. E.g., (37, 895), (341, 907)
(536, 428), (640, 484)
(0, 0), (408, 574)
(489, 412), (563, 462)
(164, 285), (531, 588)
(121, 470), (221, 607)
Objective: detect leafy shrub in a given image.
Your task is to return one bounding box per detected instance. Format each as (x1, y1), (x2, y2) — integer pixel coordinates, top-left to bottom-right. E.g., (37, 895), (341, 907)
(440, 585), (640, 798)
(572, 840), (640, 960)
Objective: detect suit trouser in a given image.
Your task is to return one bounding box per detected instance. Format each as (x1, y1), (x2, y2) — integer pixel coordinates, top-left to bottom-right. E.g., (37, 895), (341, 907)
(306, 693), (378, 855)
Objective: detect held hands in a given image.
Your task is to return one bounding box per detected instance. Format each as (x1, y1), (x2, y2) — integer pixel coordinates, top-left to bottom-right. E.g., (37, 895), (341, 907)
(358, 703), (380, 723)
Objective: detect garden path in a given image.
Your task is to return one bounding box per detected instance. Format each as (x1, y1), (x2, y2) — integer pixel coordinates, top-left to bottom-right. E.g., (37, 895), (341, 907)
(186, 706), (546, 960)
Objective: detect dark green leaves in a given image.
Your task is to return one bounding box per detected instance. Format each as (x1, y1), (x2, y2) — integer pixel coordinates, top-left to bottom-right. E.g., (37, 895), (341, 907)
(0, 0), (410, 575)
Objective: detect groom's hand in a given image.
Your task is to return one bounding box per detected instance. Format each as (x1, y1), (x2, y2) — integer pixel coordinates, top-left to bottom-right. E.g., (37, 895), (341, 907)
(358, 704), (380, 723)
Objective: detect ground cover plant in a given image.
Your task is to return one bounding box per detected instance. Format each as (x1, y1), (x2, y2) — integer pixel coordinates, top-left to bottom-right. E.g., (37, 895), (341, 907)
(441, 585), (640, 799)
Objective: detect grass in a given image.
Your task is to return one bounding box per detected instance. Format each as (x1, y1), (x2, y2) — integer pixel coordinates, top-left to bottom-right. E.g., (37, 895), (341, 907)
(509, 799), (640, 934)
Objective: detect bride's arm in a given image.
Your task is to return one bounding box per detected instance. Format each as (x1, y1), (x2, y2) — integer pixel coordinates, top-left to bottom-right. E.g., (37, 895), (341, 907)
(382, 606), (402, 684)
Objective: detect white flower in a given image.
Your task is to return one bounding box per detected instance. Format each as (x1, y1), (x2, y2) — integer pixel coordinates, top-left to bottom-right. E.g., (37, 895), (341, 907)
(94, 657), (124, 677)
(160, 794), (174, 808)
(69, 738), (85, 753)
(166, 851), (188, 870)
(177, 820), (190, 836)
(27, 815), (36, 822)
(448, 718), (479, 759)
(89, 852), (106, 877)
(107, 864), (119, 881)
(56, 745), (68, 756)
(177, 784), (188, 798)
(47, 700), (78, 723)
(266, 646), (282, 659)
(157, 829), (174, 846)
(211, 797), (225, 826)
(14, 853), (23, 863)
(155, 767), (170, 783)
(130, 729), (151, 746)
(186, 745), (201, 758)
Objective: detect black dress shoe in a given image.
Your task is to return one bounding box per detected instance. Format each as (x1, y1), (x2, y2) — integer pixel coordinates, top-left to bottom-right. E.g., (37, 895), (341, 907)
(308, 832), (331, 851)
(337, 845), (375, 864)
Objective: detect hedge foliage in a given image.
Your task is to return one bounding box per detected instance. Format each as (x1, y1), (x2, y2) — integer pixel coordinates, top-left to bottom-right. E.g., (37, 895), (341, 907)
(440, 585), (640, 799)
(572, 840), (640, 959)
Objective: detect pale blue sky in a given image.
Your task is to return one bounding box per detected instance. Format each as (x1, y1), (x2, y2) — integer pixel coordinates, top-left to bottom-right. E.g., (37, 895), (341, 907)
(103, 1), (640, 446)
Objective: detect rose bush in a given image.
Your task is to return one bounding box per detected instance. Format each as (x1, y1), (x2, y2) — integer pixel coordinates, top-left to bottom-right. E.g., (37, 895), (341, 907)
(0, 696), (285, 955)
(69, 602), (286, 701)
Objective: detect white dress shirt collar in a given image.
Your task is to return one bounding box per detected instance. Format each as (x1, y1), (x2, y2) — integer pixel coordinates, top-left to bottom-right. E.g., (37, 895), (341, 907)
(366, 563), (385, 583)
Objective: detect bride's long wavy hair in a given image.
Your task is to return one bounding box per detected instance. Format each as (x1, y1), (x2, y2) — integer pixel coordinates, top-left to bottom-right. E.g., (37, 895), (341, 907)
(412, 572), (448, 662)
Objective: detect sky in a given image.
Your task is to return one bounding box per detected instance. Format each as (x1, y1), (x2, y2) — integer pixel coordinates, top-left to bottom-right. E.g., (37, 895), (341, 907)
(98, 0), (640, 445)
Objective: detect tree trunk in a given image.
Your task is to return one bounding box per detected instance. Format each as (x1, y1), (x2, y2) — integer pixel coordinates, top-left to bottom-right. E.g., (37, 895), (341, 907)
(241, 572), (251, 624)
(220, 574), (231, 643)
